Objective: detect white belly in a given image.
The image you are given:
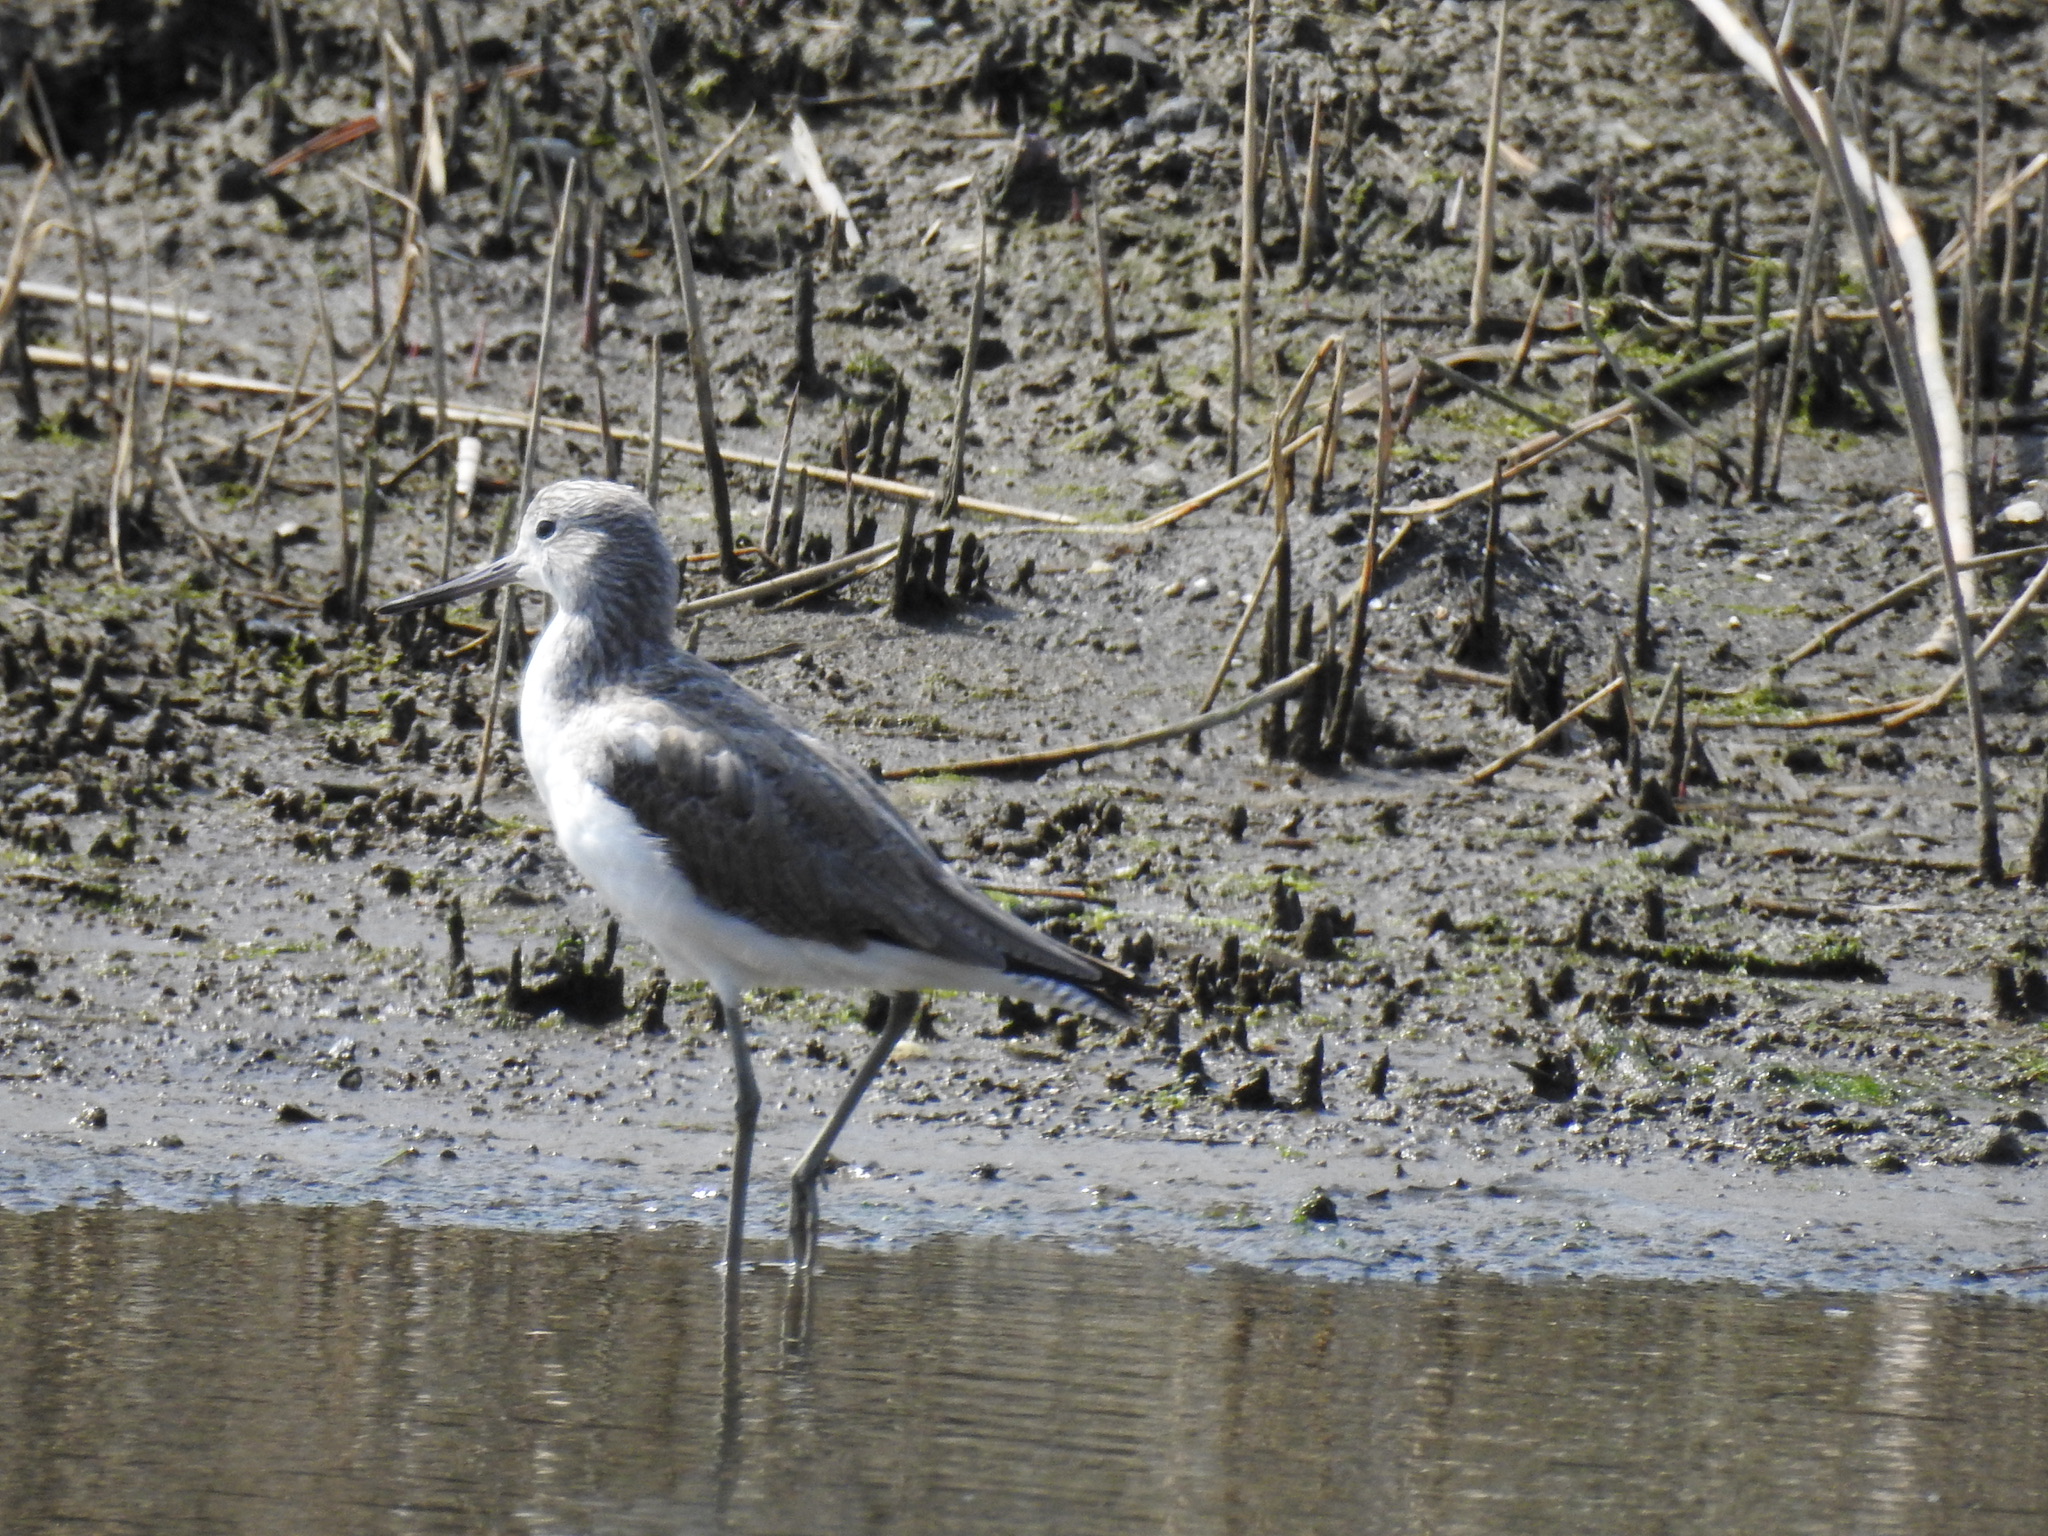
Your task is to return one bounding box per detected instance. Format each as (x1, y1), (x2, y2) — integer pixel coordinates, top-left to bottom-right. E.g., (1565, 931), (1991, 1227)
(517, 630), (1063, 1010)
(539, 758), (1017, 1005)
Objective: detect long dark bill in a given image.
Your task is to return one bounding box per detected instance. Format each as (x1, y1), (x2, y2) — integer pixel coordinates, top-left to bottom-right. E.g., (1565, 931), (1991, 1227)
(375, 553), (522, 616)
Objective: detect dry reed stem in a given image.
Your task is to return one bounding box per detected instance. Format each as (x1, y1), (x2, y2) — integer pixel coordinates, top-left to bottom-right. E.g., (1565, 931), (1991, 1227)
(643, 332), (665, 508)
(1294, 92), (1324, 284)
(761, 385), (801, 574)
(1090, 199), (1120, 363)
(678, 544), (900, 617)
(306, 260), (356, 597)
(625, 3), (736, 579)
(2014, 177), (2048, 400)
(0, 164), (54, 334)
(900, 203), (987, 615)
(510, 156), (577, 542)
(1307, 337), (1347, 516)
(348, 170), (453, 576)
(1766, 177), (1828, 496)
(1467, 677), (1626, 785)
(1467, 0), (1508, 341)
(1779, 543), (2048, 667)
(685, 107), (755, 187)
(1883, 552), (2048, 728)
(1195, 539), (1283, 717)
(468, 162), (577, 807)
(788, 113), (862, 249)
(1685, 0), (1995, 874)
(24, 341), (1083, 526)
(1505, 264), (1549, 388)
(1569, 246), (1735, 482)
(1329, 318), (1392, 758)
(1227, 0), (1260, 478)
(1628, 418), (1657, 670)
(1935, 151), (2048, 276)
(9, 277), (205, 326)
(886, 659), (1324, 781)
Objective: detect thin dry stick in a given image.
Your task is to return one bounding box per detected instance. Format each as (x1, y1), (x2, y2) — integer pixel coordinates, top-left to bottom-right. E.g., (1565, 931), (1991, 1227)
(508, 155), (578, 547)
(1467, 676), (1626, 785)
(1780, 544), (2048, 667)
(625, 3), (737, 580)
(761, 385), (801, 572)
(362, 189), (384, 337)
(0, 163), (54, 334)
(469, 163), (577, 806)
(1745, 257), (1772, 498)
(1306, 337), (1347, 517)
(1227, 0), (1261, 478)
(236, 281), (416, 448)
(103, 344), (139, 581)
(644, 333), (664, 508)
(887, 660), (1324, 781)
(1767, 178), (1829, 496)
(1195, 540), (1284, 717)
(764, 542), (897, 612)
(1090, 198), (1119, 363)
(1295, 91), (1324, 284)
(468, 588), (521, 811)
(1571, 244), (1736, 485)
(1988, 151), (2020, 492)
(1884, 552), (2048, 728)
(1260, 337), (1339, 751)
(682, 541), (896, 617)
(10, 278), (211, 327)
(1329, 317), (1392, 758)
(104, 218), (159, 580)
(307, 261), (356, 598)
(2014, 175), (2048, 402)
(1422, 356), (1652, 478)
(19, 67), (110, 401)
(144, 291), (186, 474)
(1628, 417), (1657, 670)
(354, 169), (453, 582)
(902, 203), (985, 615)
(15, 340), (1079, 525)
(1711, 0), (1998, 873)
(419, 217), (454, 578)
(1505, 263), (1550, 388)
(581, 191), (619, 482)
(1960, 51), (1986, 479)
(1934, 151), (2048, 275)
(1475, 457), (1503, 637)
(1467, 0), (1509, 341)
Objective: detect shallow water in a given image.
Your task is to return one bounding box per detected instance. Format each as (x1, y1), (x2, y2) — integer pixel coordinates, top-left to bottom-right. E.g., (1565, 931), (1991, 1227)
(1, 1206), (2044, 1536)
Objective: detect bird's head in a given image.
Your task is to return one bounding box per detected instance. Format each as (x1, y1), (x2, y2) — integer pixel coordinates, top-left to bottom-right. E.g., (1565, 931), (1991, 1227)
(378, 480), (679, 621)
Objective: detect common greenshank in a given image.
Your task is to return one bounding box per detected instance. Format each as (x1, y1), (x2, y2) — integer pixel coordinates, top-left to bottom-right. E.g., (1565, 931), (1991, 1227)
(380, 480), (1131, 1308)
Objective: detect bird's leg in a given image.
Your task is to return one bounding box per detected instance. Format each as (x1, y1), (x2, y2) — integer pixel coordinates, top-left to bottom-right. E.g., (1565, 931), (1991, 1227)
(718, 993), (760, 1357)
(788, 990), (916, 1271)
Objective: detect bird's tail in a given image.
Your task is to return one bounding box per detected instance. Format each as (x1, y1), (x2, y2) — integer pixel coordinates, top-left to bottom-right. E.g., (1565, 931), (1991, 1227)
(1000, 961), (1140, 1026)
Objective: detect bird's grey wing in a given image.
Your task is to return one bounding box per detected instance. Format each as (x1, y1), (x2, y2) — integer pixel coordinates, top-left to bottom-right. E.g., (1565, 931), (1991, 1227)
(575, 677), (1112, 988)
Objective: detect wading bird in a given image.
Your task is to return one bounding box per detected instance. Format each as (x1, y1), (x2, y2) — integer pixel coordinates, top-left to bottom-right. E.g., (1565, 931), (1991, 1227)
(380, 480), (1131, 1317)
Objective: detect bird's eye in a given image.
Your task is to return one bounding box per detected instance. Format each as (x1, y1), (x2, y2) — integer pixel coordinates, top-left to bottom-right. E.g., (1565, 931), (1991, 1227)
(535, 519), (558, 540)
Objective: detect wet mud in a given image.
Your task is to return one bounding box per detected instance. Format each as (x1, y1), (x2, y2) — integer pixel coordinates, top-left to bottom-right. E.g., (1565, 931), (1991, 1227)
(0, 0), (2046, 1295)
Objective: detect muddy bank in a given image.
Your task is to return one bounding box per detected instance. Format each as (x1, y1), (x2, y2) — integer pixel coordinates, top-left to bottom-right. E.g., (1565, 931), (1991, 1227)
(1, 0), (2046, 1293)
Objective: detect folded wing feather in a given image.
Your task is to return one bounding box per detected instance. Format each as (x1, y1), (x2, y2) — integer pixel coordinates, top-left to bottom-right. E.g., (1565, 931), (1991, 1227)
(575, 658), (1117, 991)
